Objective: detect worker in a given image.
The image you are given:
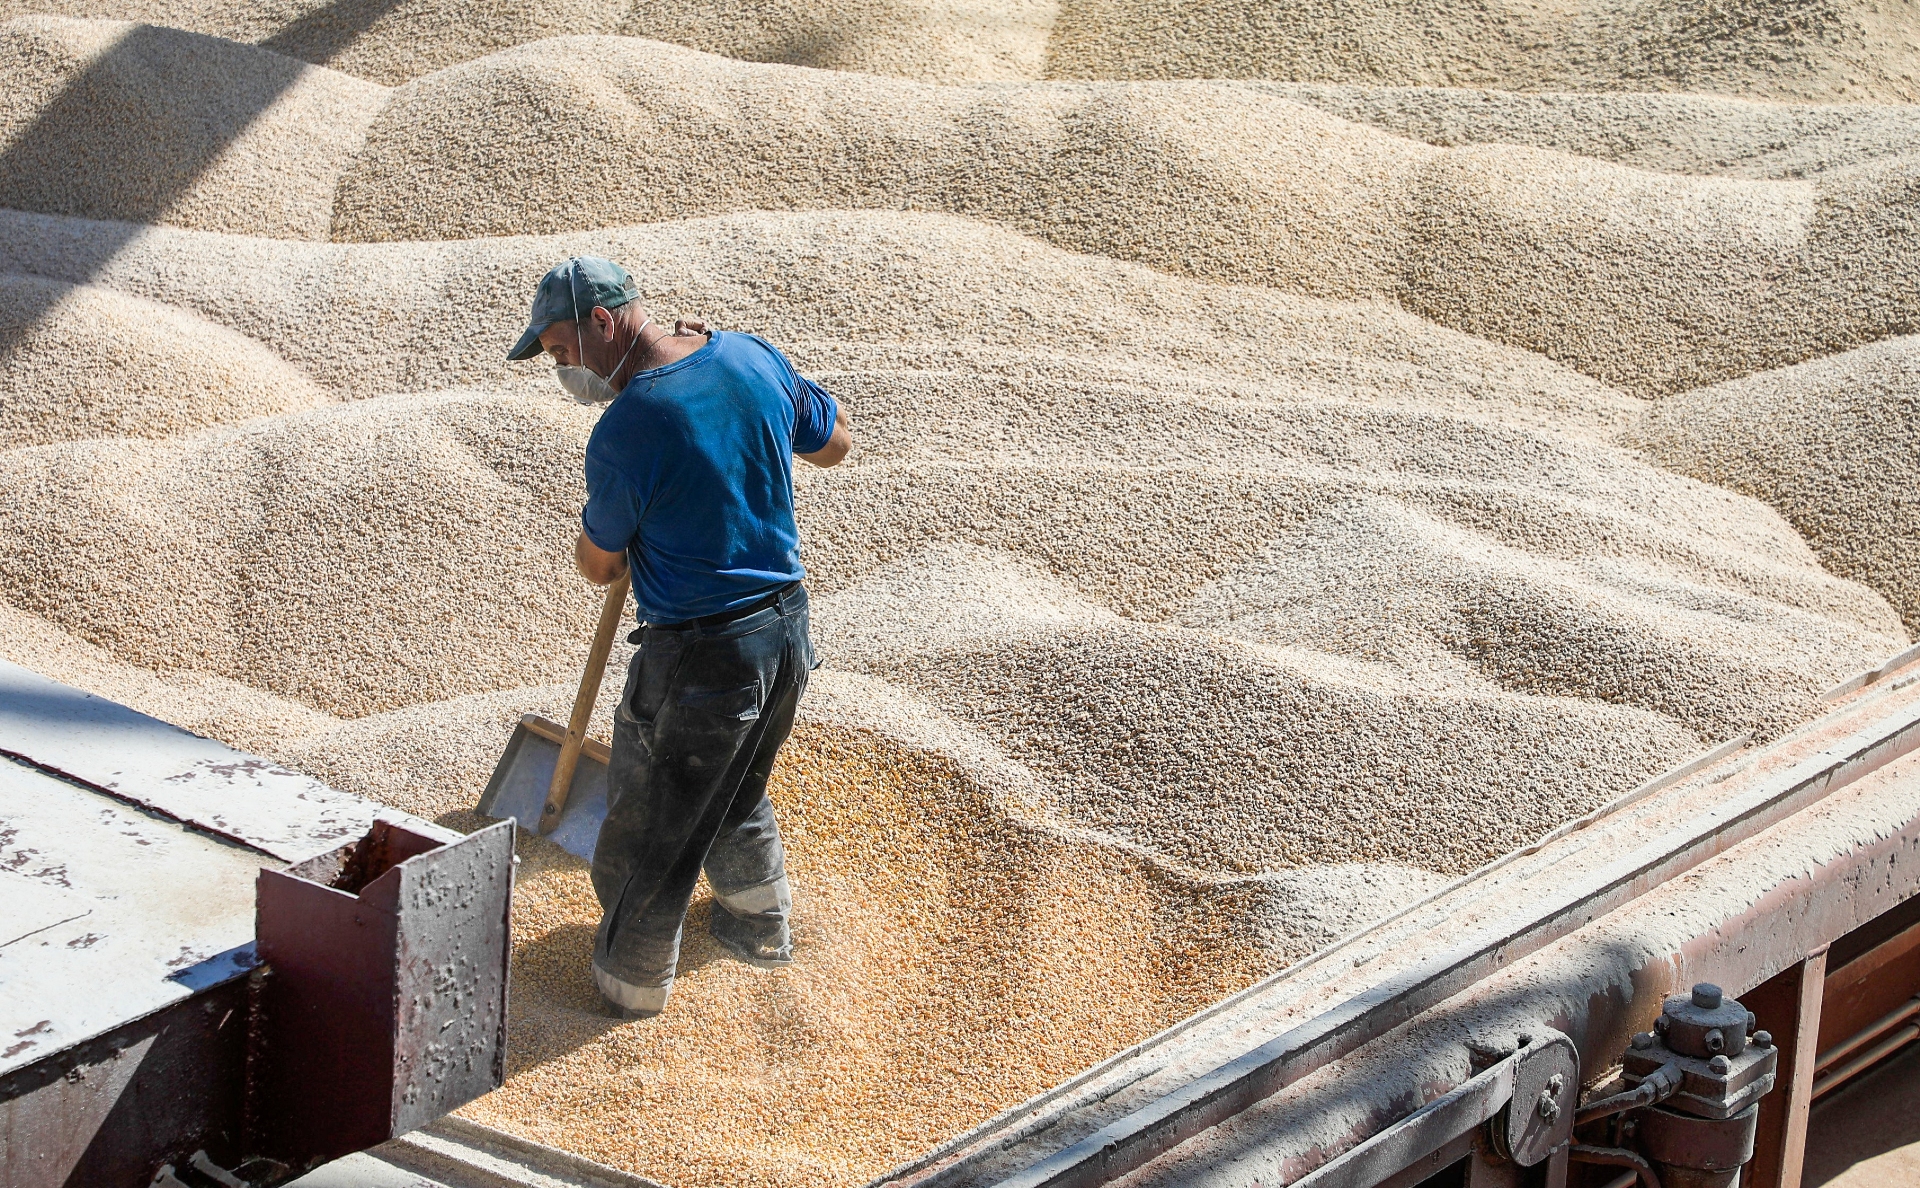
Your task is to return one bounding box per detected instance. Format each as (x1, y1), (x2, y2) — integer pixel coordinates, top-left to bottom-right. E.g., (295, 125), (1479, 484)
(508, 257), (851, 1018)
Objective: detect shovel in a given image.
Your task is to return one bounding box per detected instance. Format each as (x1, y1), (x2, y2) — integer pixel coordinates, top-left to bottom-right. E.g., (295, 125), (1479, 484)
(478, 574), (630, 861)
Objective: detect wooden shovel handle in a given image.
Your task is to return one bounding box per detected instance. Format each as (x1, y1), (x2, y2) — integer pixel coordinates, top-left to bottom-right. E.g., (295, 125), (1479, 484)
(540, 573), (630, 833)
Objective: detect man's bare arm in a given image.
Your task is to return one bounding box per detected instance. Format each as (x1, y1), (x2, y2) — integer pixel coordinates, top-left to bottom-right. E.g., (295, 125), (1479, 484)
(798, 405), (852, 468)
(576, 532), (628, 585)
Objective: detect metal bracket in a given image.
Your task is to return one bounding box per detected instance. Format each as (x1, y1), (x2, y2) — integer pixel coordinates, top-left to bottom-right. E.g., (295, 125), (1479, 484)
(1291, 1030), (1579, 1187)
(1502, 1032), (1580, 1166)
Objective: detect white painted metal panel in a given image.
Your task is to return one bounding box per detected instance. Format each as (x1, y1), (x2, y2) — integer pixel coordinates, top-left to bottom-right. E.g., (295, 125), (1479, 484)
(0, 760), (263, 1079)
(0, 660), (373, 861)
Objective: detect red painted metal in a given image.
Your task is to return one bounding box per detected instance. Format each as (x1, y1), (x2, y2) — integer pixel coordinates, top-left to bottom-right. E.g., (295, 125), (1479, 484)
(251, 817), (513, 1178)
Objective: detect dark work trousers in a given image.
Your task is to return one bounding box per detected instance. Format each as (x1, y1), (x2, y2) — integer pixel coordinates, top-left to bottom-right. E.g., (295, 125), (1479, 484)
(590, 583), (814, 1014)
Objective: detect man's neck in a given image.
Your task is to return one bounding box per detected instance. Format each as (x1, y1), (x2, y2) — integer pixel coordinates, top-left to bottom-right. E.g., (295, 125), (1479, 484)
(622, 325), (707, 385)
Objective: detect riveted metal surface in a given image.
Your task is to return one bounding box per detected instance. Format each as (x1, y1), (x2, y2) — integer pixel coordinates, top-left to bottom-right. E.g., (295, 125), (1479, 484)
(389, 819), (514, 1134)
(0, 661), (374, 862)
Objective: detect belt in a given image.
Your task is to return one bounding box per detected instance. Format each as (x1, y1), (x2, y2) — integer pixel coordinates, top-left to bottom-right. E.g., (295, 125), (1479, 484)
(634, 582), (802, 637)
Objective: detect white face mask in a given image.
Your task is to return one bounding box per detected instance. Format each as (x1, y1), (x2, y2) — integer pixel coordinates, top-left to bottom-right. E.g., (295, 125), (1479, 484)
(556, 315), (651, 406)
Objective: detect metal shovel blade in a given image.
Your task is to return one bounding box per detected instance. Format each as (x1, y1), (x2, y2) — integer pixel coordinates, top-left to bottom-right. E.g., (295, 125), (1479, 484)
(477, 715), (609, 862)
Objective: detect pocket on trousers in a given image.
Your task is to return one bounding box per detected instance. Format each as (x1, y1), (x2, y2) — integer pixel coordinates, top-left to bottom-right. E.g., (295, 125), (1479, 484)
(614, 660), (647, 728)
(619, 635), (688, 730)
(677, 683), (764, 722)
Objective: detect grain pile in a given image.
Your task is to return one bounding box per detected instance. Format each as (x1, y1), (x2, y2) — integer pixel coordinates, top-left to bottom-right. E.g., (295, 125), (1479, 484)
(0, 275), (328, 447)
(1045, 0), (1920, 101)
(330, 37), (1919, 395)
(0, 0), (1056, 84)
(0, 206), (1650, 414)
(0, 385), (605, 715)
(9, 0), (1919, 97)
(0, 2), (1914, 1184)
(3, 21), (1916, 396)
(459, 724), (1308, 1188)
(0, 16), (384, 237)
(1630, 335), (1920, 636)
(1246, 83), (1920, 178)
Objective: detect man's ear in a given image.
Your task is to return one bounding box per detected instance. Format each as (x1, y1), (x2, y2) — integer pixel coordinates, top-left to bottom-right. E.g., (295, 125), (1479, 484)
(590, 307), (617, 342)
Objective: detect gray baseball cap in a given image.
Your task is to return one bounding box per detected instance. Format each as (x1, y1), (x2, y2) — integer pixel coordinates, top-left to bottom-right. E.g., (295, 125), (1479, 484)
(507, 256), (640, 361)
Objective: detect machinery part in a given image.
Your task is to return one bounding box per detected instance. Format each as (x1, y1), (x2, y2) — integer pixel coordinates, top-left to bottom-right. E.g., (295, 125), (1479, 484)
(1285, 1031), (1577, 1187)
(151, 1150), (254, 1188)
(1575, 1063), (1683, 1126)
(1593, 983), (1777, 1188)
(1498, 1033), (1580, 1168)
(1, 689), (514, 1188)
(1623, 988), (1776, 1121)
(1652, 984), (1752, 1063)
(1635, 1105), (1757, 1188)
(1568, 1145), (1661, 1188)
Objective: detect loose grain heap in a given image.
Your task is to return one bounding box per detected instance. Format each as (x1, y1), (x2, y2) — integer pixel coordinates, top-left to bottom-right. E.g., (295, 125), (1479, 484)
(1629, 336), (1920, 637)
(7, 0), (1917, 97)
(6, 24), (1918, 396)
(0, 4), (1913, 1187)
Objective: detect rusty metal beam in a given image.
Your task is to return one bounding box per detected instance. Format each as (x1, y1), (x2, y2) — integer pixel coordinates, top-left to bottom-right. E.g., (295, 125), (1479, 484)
(1286, 1031), (1577, 1188)
(1744, 948), (1826, 1188)
(1289, 1053), (1514, 1188)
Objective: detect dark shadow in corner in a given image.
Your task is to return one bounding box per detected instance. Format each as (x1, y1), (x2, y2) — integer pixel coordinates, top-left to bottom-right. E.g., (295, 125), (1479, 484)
(0, 0), (402, 290)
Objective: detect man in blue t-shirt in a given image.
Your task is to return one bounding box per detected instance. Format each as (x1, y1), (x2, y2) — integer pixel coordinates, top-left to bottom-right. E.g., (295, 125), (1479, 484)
(508, 257), (850, 1018)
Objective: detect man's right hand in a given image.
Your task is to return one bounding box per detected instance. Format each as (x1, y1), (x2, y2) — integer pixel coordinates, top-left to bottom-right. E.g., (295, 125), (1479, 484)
(576, 532), (629, 585)
(673, 318), (709, 337)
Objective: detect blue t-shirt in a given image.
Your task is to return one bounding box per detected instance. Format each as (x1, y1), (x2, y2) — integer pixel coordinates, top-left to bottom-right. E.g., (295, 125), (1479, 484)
(581, 331), (838, 623)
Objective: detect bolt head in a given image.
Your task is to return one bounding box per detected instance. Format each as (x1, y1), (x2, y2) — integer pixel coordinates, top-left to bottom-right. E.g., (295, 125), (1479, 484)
(1753, 1030), (1773, 1048)
(1705, 1027), (1726, 1054)
(1709, 1054), (1732, 1074)
(1631, 1032), (1655, 1049)
(1692, 983), (1724, 1009)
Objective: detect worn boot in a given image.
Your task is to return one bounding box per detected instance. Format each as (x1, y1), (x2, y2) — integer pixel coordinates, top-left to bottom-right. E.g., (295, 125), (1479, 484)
(708, 876), (793, 967)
